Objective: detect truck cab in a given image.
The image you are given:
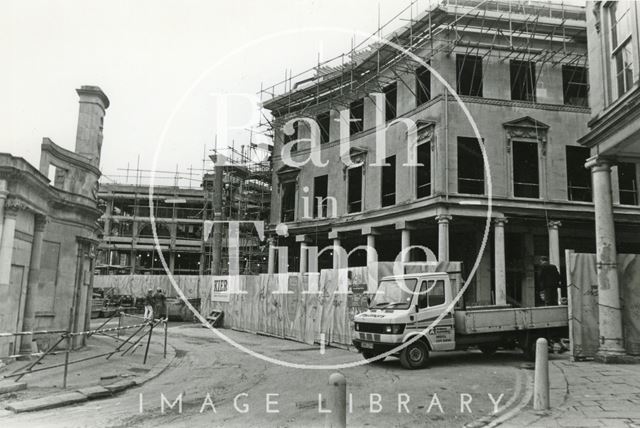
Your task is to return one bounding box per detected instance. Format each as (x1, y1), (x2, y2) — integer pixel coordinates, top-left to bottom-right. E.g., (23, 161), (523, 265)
(353, 272), (457, 369)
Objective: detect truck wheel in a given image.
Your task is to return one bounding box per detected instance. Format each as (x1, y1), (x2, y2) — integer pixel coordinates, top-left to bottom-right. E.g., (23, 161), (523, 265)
(362, 350), (385, 363)
(399, 341), (429, 369)
(479, 345), (498, 356)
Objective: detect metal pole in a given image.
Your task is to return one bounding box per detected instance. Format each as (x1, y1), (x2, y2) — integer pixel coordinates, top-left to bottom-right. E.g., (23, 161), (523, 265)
(143, 322), (154, 365)
(163, 305), (168, 359)
(62, 332), (71, 389)
(533, 338), (549, 410)
(106, 323), (148, 359)
(325, 372), (346, 428)
(120, 324), (153, 357)
(62, 306), (74, 389)
(89, 311), (116, 339)
(14, 334), (66, 382)
(117, 311), (122, 338)
(210, 154), (225, 275)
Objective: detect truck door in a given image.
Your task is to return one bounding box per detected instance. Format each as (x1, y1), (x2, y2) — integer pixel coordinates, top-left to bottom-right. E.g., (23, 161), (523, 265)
(414, 278), (455, 351)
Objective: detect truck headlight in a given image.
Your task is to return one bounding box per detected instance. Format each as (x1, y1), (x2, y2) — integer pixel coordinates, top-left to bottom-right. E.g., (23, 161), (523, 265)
(355, 323), (360, 331)
(385, 324), (405, 334)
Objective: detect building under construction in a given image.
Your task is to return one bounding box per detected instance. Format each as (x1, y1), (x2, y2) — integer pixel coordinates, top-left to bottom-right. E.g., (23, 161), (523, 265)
(96, 146), (272, 276)
(262, 0), (640, 307)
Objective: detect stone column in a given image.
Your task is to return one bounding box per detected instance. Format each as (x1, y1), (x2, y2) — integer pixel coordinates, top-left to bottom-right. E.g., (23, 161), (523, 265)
(548, 220), (562, 303)
(21, 215), (47, 352)
(366, 234), (377, 266)
(267, 237), (276, 274)
(103, 199), (113, 236)
(0, 203), (18, 286)
(435, 215), (452, 262)
(400, 229), (411, 263)
(0, 179), (8, 242)
(494, 218), (508, 306)
(589, 158), (625, 357)
(299, 243), (308, 273)
(169, 251), (175, 274)
(296, 235), (309, 273)
(333, 238), (341, 270)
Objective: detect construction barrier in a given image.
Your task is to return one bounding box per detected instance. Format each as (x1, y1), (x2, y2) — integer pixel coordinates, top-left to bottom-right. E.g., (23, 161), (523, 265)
(565, 251), (640, 359)
(95, 262), (462, 348)
(1, 310), (169, 388)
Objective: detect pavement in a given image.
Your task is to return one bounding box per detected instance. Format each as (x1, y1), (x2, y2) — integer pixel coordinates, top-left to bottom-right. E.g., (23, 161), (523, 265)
(0, 324), (530, 427)
(503, 358), (640, 427)
(1, 321), (639, 427)
(0, 317), (175, 415)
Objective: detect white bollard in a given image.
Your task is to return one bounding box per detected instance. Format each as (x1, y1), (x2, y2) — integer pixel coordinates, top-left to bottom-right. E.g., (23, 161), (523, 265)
(325, 372), (346, 428)
(533, 337), (549, 410)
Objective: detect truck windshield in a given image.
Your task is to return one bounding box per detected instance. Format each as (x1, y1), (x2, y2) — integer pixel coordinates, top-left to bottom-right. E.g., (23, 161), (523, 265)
(370, 279), (417, 309)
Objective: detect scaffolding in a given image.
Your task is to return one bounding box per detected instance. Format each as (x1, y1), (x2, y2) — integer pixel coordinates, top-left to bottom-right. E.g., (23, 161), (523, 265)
(258, 0), (587, 126)
(97, 140), (272, 276)
(203, 142), (272, 275)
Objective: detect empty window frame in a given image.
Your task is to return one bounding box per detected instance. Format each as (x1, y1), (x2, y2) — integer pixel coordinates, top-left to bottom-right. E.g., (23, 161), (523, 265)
(350, 99), (364, 136)
(381, 155), (396, 207)
(510, 60), (536, 101)
(280, 181), (296, 222)
(566, 146), (592, 202)
(618, 162), (638, 205)
(283, 121), (299, 150)
(347, 166), (363, 213)
(317, 111), (331, 144)
(609, 1), (634, 98)
(416, 141), (431, 198)
(456, 55), (483, 97)
(313, 175), (329, 218)
(562, 66), (589, 107)
(383, 82), (397, 121)
(512, 140), (540, 198)
(415, 65), (431, 105)
(457, 137), (484, 195)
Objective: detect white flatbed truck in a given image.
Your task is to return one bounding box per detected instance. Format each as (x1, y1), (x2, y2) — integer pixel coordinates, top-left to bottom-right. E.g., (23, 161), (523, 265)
(352, 271), (568, 369)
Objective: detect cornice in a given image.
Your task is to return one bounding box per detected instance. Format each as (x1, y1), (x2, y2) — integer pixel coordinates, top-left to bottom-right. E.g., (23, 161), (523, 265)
(41, 138), (101, 176)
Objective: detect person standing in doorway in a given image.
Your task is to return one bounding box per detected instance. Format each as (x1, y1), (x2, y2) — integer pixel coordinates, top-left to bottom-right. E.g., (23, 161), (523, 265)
(144, 289), (154, 321)
(537, 256), (562, 306)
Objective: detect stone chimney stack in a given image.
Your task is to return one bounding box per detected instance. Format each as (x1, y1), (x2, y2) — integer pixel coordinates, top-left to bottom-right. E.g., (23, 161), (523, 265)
(74, 85), (109, 167)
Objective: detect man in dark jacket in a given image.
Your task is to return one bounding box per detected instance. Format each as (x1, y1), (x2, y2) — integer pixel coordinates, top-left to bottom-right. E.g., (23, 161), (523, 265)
(537, 256), (562, 306)
(153, 288), (167, 320)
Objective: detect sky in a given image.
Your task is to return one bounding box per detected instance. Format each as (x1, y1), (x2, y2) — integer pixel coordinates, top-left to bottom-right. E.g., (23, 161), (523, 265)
(1, 0), (418, 187)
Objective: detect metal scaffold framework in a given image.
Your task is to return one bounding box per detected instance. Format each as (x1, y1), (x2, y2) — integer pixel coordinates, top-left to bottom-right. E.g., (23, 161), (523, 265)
(204, 141), (272, 275)
(257, 0), (587, 128)
(97, 139), (272, 276)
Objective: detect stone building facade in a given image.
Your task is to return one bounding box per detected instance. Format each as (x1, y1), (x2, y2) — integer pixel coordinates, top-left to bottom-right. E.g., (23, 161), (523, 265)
(263, 1), (640, 307)
(0, 86), (109, 356)
(579, 1), (640, 360)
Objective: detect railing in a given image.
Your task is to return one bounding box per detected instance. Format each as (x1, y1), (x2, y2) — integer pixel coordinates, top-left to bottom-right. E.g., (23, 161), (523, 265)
(513, 181), (539, 199)
(1, 309), (169, 389)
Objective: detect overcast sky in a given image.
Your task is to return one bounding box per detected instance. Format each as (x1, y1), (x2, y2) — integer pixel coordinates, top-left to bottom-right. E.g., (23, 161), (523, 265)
(1, 0), (416, 187)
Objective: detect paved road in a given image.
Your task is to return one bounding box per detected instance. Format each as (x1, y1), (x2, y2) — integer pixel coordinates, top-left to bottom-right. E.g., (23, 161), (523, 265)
(4, 324), (532, 427)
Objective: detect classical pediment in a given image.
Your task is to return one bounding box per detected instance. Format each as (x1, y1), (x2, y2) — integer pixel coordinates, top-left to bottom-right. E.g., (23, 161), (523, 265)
(503, 116), (549, 154)
(503, 116), (549, 133)
(415, 120), (437, 143)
